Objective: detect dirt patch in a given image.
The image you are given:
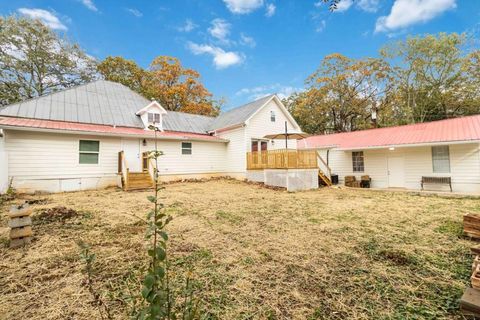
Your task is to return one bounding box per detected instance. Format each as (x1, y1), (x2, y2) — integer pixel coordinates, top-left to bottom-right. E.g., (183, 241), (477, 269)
(34, 206), (79, 224)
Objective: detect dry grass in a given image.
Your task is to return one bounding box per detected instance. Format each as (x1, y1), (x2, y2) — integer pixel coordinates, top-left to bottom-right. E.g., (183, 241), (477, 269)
(0, 179), (478, 319)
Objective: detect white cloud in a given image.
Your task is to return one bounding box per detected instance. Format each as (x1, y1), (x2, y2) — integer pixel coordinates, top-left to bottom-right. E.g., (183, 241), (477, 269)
(223, 0), (264, 14)
(265, 3), (276, 17)
(188, 42), (244, 69)
(17, 8), (67, 30)
(240, 33), (256, 47)
(236, 84), (302, 100)
(357, 0), (380, 12)
(316, 19), (326, 32)
(80, 0), (98, 12)
(335, 0), (353, 12)
(126, 8), (143, 17)
(178, 19), (197, 32)
(208, 19), (231, 42)
(375, 0), (456, 33)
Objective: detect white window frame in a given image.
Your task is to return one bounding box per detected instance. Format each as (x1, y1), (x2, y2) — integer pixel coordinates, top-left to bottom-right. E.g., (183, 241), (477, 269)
(79, 140), (100, 165)
(148, 112), (161, 123)
(270, 110), (276, 122)
(181, 142), (192, 155)
(432, 145), (450, 173)
(352, 151), (364, 172)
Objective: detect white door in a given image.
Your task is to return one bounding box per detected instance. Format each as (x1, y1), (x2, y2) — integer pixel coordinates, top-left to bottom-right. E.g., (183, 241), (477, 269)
(387, 156), (405, 188)
(122, 139), (142, 172)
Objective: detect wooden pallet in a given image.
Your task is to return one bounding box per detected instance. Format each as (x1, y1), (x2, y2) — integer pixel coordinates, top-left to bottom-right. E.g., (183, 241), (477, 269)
(464, 214), (480, 239)
(461, 288), (480, 316)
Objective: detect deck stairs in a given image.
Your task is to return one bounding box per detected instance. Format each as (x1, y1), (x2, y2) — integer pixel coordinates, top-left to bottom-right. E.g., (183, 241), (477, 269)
(125, 172), (154, 191)
(317, 151), (332, 187)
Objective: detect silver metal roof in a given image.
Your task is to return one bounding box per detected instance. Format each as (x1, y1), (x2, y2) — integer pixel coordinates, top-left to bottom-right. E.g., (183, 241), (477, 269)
(0, 80), (148, 128)
(208, 94), (274, 131)
(163, 111), (213, 133)
(0, 80), (274, 134)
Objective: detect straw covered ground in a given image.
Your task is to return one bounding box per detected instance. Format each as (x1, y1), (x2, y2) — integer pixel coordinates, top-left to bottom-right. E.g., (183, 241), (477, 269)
(0, 179), (479, 319)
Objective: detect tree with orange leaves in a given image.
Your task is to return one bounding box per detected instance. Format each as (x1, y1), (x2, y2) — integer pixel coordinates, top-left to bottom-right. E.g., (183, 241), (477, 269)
(98, 56), (221, 116)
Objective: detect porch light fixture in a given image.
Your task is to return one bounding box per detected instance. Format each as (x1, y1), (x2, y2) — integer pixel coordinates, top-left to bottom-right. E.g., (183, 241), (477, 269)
(389, 147), (395, 151)
(142, 139), (147, 146)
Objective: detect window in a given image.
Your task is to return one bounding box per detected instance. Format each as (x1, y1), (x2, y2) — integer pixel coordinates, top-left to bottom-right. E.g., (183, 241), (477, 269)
(148, 113), (161, 123)
(251, 140), (258, 152)
(182, 142), (192, 155)
(270, 110), (276, 122)
(352, 151), (364, 172)
(261, 141), (268, 151)
(79, 140), (99, 164)
(432, 146), (450, 173)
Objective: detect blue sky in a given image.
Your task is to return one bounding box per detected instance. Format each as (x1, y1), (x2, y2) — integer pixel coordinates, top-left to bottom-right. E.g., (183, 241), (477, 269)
(1, 0), (479, 110)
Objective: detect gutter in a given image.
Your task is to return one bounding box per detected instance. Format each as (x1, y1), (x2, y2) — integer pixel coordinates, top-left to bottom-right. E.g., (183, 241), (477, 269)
(209, 123), (246, 134)
(0, 125), (229, 143)
(336, 139), (480, 151)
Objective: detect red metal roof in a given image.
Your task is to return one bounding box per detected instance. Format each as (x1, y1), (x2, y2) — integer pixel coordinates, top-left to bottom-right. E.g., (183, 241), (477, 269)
(0, 116), (225, 142)
(298, 115), (480, 150)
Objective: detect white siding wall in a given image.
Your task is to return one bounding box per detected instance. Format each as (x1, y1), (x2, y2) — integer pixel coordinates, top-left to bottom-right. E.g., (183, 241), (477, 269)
(323, 143), (480, 193)
(140, 139), (226, 175)
(216, 127), (247, 177)
(246, 99), (300, 151)
(5, 130), (121, 193)
(4, 130), (229, 193)
(0, 131), (8, 193)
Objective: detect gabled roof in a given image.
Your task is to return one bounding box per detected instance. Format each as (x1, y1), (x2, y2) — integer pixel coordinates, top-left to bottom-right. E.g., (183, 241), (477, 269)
(208, 94), (275, 131)
(298, 115), (480, 150)
(0, 81), (293, 135)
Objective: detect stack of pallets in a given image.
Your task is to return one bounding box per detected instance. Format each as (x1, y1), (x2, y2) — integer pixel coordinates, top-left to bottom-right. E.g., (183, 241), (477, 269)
(464, 214), (480, 238)
(460, 216), (480, 315)
(9, 203), (32, 248)
(345, 176), (360, 188)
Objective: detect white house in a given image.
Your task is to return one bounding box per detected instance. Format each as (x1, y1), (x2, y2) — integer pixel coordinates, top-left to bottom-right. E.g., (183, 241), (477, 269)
(298, 116), (480, 194)
(0, 80), (303, 193)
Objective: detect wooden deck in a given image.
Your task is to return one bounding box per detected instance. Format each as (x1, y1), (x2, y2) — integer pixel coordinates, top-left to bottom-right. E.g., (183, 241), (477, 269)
(246, 149), (318, 170)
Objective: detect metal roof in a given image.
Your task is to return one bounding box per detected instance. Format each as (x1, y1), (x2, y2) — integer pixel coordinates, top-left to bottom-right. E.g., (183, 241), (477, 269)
(0, 80), (148, 128)
(162, 111), (213, 133)
(0, 80), (275, 134)
(298, 115), (480, 150)
(208, 94), (275, 131)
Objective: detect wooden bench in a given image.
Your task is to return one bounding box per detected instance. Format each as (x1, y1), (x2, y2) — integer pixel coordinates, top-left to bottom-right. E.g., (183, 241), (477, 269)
(421, 176), (452, 192)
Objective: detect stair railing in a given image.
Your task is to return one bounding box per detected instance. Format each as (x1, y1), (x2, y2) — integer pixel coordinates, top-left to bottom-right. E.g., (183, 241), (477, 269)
(118, 151), (129, 191)
(316, 150), (332, 185)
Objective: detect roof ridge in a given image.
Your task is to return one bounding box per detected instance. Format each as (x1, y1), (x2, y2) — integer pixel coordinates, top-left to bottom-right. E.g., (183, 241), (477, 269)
(220, 94), (275, 115)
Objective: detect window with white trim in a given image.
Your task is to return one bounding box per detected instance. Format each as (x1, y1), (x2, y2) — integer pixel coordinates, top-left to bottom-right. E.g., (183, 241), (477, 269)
(79, 140), (99, 164)
(148, 112), (161, 123)
(352, 151), (364, 172)
(270, 110), (276, 122)
(182, 142), (192, 155)
(432, 146), (450, 173)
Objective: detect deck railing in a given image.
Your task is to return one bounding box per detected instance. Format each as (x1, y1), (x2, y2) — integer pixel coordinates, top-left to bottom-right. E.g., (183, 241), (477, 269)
(246, 149), (318, 170)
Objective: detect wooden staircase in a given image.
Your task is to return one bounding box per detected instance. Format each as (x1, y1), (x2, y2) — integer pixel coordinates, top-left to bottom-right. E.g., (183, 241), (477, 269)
(318, 170), (332, 186)
(125, 172), (154, 191)
(317, 151), (332, 187)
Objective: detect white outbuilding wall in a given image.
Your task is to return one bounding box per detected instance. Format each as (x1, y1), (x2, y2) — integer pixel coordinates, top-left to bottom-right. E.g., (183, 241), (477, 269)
(318, 142), (480, 194)
(0, 130), (8, 193)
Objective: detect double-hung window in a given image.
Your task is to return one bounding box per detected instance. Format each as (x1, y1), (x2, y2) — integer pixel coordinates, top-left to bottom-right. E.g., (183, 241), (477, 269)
(182, 142), (192, 155)
(432, 146), (450, 173)
(148, 113), (161, 123)
(270, 111), (276, 122)
(352, 151), (364, 172)
(79, 140), (99, 164)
